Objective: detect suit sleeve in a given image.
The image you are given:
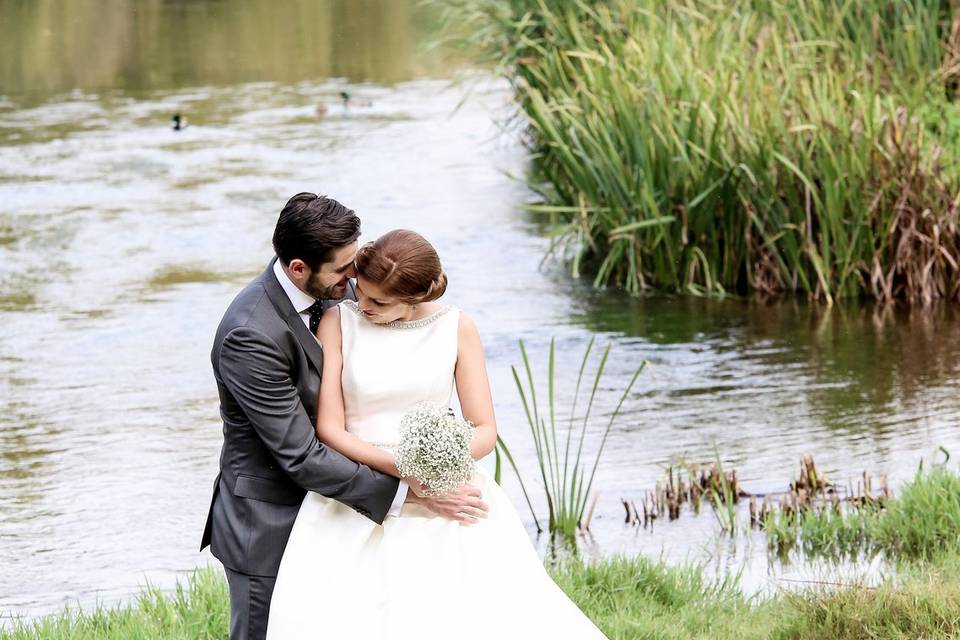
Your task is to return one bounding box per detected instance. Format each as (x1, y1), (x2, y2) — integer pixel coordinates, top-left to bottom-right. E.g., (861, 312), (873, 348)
(217, 326), (399, 523)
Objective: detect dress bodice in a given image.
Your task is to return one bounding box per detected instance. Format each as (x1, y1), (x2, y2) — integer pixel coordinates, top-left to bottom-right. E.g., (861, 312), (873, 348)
(338, 299), (460, 448)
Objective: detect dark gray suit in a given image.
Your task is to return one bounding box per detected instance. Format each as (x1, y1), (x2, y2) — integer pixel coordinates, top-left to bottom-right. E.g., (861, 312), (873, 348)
(201, 259), (399, 640)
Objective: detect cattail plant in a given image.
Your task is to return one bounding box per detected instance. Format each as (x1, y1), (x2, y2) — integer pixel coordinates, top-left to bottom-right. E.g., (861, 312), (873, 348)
(450, 0), (960, 304)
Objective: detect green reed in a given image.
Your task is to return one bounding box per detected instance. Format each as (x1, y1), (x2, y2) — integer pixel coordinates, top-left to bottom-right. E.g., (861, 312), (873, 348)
(763, 503), (874, 559)
(707, 448), (739, 533)
(450, 0), (960, 304)
(763, 459), (960, 561)
(497, 337), (646, 541)
(871, 458), (960, 560)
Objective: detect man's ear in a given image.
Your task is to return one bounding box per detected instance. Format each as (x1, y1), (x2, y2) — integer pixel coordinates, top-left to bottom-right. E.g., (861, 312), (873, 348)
(287, 258), (309, 281)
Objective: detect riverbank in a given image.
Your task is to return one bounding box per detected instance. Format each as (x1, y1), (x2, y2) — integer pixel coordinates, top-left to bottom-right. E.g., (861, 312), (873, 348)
(8, 463), (960, 638)
(554, 553), (960, 639)
(4, 554), (960, 640)
(453, 0), (960, 303)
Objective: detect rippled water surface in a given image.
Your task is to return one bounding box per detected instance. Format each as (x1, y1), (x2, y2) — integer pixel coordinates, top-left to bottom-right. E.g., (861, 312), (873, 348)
(2, 0), (960, 622)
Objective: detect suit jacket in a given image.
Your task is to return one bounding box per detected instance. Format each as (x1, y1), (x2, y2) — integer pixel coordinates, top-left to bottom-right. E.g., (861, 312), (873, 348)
(201, 259), (400, 577)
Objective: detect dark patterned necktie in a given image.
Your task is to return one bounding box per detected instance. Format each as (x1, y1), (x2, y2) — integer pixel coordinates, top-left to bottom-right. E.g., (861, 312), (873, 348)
(307, 299), (325, 334)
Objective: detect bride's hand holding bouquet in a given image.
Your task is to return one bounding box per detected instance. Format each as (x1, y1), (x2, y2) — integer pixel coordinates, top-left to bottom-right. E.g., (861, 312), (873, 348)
(395, 403), (487, 523)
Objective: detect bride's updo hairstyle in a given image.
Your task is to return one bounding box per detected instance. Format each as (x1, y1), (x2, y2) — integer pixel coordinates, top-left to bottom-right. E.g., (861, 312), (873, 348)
(354, 230), (448, 304)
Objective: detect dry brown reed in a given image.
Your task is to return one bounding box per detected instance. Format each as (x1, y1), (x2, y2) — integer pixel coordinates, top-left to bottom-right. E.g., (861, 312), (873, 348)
(622, 455), (892, 530)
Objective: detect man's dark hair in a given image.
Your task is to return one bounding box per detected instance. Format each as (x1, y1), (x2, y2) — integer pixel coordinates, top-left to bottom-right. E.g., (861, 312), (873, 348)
(272, 193), (361, 268)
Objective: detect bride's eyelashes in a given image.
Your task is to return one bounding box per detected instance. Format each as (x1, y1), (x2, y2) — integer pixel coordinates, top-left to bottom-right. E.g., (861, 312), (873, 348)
(356, 285), (388, 307)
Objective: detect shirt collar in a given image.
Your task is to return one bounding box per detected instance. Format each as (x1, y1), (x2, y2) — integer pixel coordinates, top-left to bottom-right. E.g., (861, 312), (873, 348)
(272, 258), (317, 314)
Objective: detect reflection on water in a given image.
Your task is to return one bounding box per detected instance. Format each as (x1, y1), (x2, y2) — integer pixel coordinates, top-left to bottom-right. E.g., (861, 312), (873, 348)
(1, 0), (959, 624)
(576, 295), (960, 431)
(0, 0), (453, 102)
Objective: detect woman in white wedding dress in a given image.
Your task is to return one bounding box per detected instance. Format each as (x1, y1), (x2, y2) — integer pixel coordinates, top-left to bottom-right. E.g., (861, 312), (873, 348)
(266, 230), (608, 640)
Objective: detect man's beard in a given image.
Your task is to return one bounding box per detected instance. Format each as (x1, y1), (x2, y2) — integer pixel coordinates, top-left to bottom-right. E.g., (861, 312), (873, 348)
(304, 272), (347, 300)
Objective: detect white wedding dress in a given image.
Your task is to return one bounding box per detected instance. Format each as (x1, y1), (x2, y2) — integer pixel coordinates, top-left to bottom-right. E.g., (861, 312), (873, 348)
(266, 300), (607, 640)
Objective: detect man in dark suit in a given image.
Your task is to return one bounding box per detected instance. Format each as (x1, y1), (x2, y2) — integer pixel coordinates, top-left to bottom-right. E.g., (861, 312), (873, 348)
(201, 193), (486, 640)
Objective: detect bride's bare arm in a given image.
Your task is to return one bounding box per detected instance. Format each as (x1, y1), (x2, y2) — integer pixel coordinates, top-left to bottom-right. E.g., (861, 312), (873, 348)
(315, 308), (401, 478)
(455, 313), (497, 460)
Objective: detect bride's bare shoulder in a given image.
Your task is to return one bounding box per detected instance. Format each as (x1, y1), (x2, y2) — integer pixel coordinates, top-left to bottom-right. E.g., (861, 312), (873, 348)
(320, 304), (342, 323)
(457, 311), (482, 347)
(318, 306), (342, 345)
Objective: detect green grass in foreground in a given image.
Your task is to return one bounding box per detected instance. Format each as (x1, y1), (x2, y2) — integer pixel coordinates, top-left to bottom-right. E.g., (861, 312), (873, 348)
(5, 555), (960, 640)
(1, 569), (228, 640)
(554, 554), (960, 639)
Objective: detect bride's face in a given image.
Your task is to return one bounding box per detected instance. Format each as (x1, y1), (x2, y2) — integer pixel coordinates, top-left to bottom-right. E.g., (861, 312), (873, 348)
(354, 275), (412, 324)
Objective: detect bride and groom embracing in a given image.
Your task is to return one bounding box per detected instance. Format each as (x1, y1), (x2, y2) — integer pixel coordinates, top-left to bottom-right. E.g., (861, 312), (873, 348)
(201, 193), (608, 640)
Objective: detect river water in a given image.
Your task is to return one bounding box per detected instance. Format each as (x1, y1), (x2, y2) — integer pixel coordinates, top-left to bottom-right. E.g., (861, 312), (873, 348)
(2, 0), (959, 623)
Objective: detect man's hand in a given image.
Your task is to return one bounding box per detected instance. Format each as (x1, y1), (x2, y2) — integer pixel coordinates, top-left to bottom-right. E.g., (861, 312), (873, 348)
(404, 481), (489, 525)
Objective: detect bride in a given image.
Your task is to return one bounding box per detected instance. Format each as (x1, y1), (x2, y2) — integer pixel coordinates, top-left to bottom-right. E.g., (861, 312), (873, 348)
(266, 230), (607, 639)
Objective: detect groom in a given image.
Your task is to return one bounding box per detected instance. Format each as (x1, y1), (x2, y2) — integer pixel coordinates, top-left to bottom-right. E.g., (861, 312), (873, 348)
(201, 193), (487, 640)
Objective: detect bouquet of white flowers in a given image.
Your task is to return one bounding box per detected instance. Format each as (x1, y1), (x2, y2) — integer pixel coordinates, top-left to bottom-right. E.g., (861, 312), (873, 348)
(394, 403), (475, 497)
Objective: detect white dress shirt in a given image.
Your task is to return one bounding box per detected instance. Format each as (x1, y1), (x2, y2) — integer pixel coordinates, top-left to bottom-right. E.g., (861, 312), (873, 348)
(273, 260), (408, 517)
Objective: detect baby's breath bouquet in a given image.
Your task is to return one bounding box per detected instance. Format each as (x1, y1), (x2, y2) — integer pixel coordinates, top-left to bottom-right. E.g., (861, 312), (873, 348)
(394, 403), (475, 496)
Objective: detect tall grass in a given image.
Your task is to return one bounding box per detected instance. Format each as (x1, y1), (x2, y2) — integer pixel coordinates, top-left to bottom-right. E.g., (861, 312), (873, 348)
(763, 462), (960, 561)
(770, 554), (960, 640)
(451, 0), (960, 304)
(554, 553), (960, 639)
(0, 568), (228, 640)
(872, 461), (960, 560)
(550, 555), (763, 639)
(496, 337), (646, 541)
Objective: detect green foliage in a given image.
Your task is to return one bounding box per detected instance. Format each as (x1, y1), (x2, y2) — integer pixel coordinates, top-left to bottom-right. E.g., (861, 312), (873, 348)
(763, 503), (874, 559)
(770, 556), (960, 640)
(872, 464), (960, 560)
(763, 462), (960, 561)
(6, 556), (960, 639)
(452, 0), (960, 304)
(707, 447), (739, 533)
(553, 553), (960, 640)
(1, 567), (229, 640)
(549, 555), (762, 639)
(499, 337), (646, 541)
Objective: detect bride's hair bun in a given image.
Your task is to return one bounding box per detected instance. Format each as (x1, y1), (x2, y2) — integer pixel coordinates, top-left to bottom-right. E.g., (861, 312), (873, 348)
(355, 230), (448, 305)
(418, 273), (448, 303)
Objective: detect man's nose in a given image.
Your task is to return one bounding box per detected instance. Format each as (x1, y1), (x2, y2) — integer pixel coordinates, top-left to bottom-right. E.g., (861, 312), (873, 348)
(345, 264), (357, 279)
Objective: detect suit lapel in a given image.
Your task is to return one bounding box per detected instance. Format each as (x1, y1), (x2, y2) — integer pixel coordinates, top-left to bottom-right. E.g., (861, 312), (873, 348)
(344, 278), (358, 302)
(261, 259), (325, 375)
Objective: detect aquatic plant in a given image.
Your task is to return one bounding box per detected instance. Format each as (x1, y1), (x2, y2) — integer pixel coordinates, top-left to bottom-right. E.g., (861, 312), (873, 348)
(762, 454), (960, 561)
(619, 452), (960, 562)
(451, 0), (960, 304)
(496, 337), (646, 541)
(626, 457), (743, 527)
(867, 459), (960, 560)
(705, 449), (740, 533)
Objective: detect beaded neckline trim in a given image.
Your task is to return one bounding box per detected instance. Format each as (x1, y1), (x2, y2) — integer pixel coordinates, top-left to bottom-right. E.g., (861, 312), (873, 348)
(342, 299), (452, 329)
